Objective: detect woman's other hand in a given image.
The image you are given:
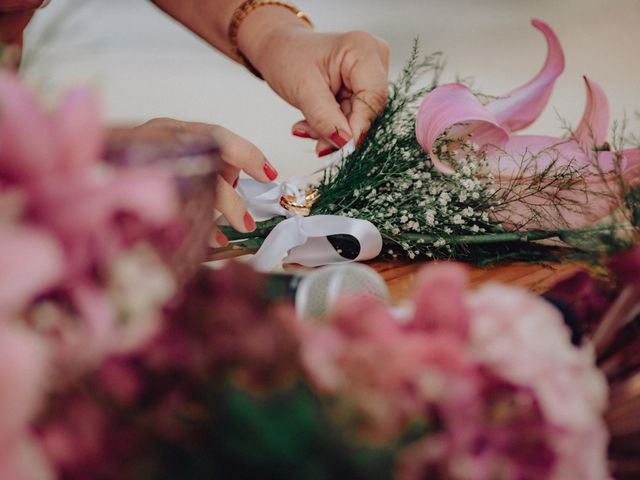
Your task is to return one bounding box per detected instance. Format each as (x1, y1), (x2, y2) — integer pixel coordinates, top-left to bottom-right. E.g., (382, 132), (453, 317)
(132, 118), (278, 247)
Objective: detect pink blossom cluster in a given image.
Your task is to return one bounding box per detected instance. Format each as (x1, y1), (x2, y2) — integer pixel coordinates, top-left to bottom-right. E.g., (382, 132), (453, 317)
(0, 73), (179, 478)
(33, 263), (300, 479)
(302, 263), (609, 480)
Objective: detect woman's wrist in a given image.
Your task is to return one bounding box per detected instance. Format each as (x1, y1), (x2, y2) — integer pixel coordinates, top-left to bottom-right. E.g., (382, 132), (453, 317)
(235, 5), (312, 76)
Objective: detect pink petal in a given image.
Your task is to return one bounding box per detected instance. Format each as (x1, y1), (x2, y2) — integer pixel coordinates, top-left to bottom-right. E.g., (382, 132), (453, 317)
(38, 167), (178, 238)
(0, 324), (49, 444)
(53, 89), (104, 174)
(70, 283), (117, 363)
(410, 262), (470, 338)
(485, 131), (638, 230)
(487, 135), (621, 179)
(574, 77), (610, 147)
(0, 73), (57, 179)
(486, 134), (573, 178)
(486, 19), (565, 133)
(416, 83), (508, 174)
(0, 225), (64, 312)
(489, 142), (629, 230)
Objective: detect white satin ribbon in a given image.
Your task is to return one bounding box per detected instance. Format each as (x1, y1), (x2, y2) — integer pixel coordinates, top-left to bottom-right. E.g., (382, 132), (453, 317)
(249, 215), (383, 272)
(226, 139), (384, 272)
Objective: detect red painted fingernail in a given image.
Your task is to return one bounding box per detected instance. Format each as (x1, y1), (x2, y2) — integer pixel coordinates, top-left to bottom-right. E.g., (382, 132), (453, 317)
(330, 130), (350, 148)
(244, 212), (256, 232)
(357, 131), (367, 148)
(318, 147), (337, 157)
(292, 129), (312, 138)
(215, 230), (229, 247)
(233, 177), (239, 188)
(263, 161), (278, 181)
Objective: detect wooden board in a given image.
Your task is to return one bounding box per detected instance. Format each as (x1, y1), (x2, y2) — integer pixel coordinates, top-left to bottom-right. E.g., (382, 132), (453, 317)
(367, 260), (583, 303)
(207, 248), (583, 303)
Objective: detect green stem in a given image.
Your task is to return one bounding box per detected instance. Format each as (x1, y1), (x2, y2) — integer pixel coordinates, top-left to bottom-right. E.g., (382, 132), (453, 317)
(219, 217), (634, 249)
(219, 218), (284, 241)
(398, 224), (634, 245)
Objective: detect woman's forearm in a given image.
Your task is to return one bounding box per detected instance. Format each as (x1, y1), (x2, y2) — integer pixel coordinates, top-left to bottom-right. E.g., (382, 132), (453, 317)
(150, 0), (309, 66)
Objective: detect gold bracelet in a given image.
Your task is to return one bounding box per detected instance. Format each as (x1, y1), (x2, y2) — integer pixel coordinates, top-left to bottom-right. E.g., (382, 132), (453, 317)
(228, 0), (314, 78)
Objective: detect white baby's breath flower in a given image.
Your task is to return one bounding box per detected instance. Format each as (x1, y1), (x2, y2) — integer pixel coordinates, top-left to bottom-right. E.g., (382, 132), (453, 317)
(425, 209), (436, 226)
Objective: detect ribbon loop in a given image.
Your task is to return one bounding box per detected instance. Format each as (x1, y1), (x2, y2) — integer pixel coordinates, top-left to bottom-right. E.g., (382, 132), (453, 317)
(228, 139), (383, 271)
(249, 215), (383, 272)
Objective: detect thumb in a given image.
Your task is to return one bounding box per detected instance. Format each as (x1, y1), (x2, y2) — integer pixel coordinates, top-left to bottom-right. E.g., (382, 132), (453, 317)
(296, 76), (353, 148)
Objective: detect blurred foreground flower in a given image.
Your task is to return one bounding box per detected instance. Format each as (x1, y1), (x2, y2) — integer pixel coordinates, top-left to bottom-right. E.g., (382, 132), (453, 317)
(303, 263), (609, 480)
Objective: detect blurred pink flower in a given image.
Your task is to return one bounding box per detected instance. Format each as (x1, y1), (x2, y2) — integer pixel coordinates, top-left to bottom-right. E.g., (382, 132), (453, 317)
(304, 262), (609, 478)
(0, 74), (177, 273)
(0, 323), (52, 480)
(0, 324), (49, 445)
(0, 224), (64, 314)
(467, 283), (609, 480)
(415, 20), (640, 230)
(409, 262), (469, 337)
(37, 398), (108, 476)
(0, 73), (179, 366)
(146, 263), (300, 391)
(301, 293), (476, 443)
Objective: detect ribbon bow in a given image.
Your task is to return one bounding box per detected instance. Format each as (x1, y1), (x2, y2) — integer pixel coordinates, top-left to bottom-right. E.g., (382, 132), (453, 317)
(229, 140), (384, 271)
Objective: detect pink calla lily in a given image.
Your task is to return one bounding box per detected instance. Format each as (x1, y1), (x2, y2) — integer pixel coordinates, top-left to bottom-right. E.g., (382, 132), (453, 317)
(416, 20), (640, 230)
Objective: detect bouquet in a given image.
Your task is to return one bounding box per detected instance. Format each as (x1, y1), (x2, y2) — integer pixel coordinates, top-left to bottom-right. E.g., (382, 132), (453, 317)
(220, 20), (640, 269)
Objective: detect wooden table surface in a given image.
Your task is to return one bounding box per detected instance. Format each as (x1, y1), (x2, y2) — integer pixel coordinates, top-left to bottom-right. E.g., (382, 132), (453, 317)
(366, 260), (582, 303)
(209, 248), (583, 303)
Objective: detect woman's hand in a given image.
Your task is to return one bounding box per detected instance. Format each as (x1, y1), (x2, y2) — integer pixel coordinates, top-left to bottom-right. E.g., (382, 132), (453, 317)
(149, 1), (389, 155)
(132, 118), (278, 247)
(237, 9), (390, 156)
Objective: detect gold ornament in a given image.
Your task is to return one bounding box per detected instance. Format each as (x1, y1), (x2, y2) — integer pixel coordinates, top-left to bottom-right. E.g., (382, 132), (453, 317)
(280, 188), (320, 216)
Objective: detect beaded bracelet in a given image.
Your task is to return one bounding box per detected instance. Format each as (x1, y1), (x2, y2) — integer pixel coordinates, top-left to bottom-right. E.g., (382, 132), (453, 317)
(228, 0), (314, 78)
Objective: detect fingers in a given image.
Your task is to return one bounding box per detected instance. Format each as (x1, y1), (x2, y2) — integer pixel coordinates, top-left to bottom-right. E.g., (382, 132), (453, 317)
(288, 31), (389, 156)
(212, 175), (256, 234)
(293, 93), (356, 156)
(210, 226), (229, 248)
(291, 120), (319, 139)
(295, 74), (354, 149)
(211, 124), (278, 183)
(134, 119), (278, 185)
